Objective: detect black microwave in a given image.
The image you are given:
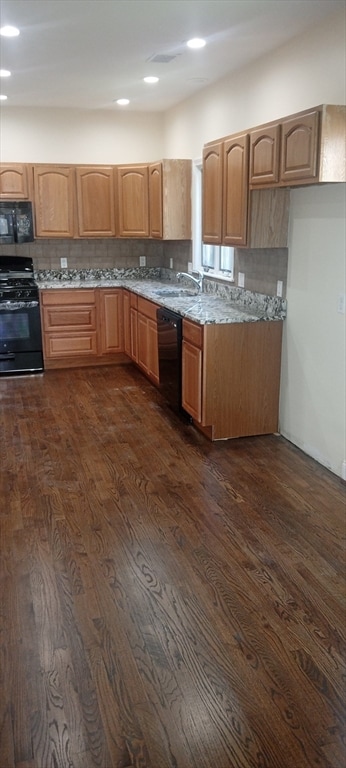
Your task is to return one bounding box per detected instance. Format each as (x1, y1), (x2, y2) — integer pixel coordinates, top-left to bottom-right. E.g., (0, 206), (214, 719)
(0, 201), (34, 244)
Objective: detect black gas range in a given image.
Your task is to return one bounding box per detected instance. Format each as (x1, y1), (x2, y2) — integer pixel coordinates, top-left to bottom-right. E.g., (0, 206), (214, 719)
(0, 255), (44, 375)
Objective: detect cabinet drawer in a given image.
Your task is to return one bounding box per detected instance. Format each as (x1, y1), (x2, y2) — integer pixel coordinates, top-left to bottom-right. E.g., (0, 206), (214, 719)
(183, 319), (203, 347)
(41, 289), (96, 306)
(137, 296), (159, 321)
(45, 332), (98, 358)
(42, 305), (96, 332)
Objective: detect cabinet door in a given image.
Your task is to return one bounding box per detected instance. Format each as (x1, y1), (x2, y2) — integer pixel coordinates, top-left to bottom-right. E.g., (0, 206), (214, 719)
(76, 167), (116, 236)
(149, 162), (163, 238)
(182, 340), (202, 422)
(223, 133), (249, 246)
(98, 289), (123, 354)
(280, 110), (319, 183)
(249, 124), (280, 186)
(0, 164), (29, 199)
(202, 141), (223, 244)
(123, 290), (131, 357)
(116, 165), (149, 237)
(33, 166), (75, 237)
(130, 307), (138, 362)
(147, 317), (159, 385)
(137, 312), (149, 373)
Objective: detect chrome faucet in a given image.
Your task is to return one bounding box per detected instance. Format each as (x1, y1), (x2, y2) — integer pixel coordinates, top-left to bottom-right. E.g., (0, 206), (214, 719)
(176, 270), (203, 291)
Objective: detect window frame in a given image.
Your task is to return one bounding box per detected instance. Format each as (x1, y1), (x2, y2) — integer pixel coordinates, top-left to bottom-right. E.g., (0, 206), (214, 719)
(192, 160), (234, 282)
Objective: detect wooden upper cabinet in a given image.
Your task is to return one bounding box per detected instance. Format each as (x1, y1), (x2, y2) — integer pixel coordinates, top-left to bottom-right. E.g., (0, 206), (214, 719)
(33, 165), (75, 237)
(249, 124), (281, 186)
(280, 110), (320, 184)
(223, 133), (249, 246)
(202, 141), (223, 244)
(76, 166), (115, 236)
(149, 162), (163, 238)
(116, 164), (149, 237)
(0, 163), (30, 199)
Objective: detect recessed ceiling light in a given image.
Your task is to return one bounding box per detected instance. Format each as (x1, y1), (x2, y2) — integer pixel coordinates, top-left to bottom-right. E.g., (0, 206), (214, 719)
(143, 76), (159, 84)
(0, 25), (20, 37)
(187, 38), (206, 49)
(116, 98), (130, 106)
(0, 70), (11, 77)
(0, 95), (8, 101)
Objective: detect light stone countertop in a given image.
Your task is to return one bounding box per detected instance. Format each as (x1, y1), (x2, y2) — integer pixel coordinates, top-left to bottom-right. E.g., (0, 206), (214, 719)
(36, 271), (286, 325)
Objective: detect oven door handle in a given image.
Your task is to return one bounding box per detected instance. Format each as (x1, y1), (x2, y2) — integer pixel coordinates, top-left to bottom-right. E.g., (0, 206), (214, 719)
(0, 300), (39, 310)
(0, 352), (15, 360)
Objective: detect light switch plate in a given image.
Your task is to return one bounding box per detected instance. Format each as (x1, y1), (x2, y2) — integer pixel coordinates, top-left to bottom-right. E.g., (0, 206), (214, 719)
(139, 256), (146, 267)
(169, 257), (174, 269)
(277, 280), (283, 297)
(238, 272), (245, 288)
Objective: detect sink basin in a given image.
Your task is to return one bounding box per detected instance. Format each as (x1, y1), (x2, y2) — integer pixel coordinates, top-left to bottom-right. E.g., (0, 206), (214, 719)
(154, 288), (198, 298)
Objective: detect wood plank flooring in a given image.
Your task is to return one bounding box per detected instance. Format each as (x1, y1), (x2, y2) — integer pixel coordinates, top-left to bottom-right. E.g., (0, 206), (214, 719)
(0, 364), (345, 768)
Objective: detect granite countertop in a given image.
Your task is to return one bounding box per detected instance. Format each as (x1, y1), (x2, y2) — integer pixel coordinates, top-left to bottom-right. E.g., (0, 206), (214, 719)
(36, 270), (286, 325)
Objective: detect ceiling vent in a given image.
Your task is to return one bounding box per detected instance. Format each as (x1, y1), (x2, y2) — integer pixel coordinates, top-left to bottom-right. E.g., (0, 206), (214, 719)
(147, 54), (178, 63)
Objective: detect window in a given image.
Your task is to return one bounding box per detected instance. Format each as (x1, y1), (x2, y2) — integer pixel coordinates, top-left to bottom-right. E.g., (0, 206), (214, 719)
(192, 160), (234, 281)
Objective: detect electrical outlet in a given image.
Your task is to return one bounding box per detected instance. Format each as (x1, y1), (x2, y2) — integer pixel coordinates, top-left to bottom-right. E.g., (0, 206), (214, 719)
(277, 280), (283, 297)
(60, 257), (67, 269)
(169, 257), (174, 269)
(338, 293), (345, 314)
(238, 272), (245, 288)
(139, 256), (146, 267)
(188, 262), (193, 273)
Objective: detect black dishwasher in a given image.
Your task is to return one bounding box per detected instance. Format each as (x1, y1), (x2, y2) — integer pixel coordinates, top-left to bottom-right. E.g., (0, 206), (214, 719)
(157, 307), (191, 421)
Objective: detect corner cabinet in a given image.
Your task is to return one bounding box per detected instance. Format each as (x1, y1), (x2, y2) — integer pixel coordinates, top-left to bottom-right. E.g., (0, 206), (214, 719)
(116, 165), (149, 237)
(0, 163), (31, 199)
(182, 318), (283, 440)
(40, 288), (126, 369)
(149, 159), (192, 240)
(203, 133), (289, 248)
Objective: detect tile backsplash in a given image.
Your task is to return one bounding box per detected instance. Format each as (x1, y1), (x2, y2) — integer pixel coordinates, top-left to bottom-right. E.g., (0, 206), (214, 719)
(0, 238), (287, 297)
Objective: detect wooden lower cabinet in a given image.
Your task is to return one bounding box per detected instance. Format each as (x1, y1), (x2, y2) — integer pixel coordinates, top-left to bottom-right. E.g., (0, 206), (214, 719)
(136, 296), (159, 385)
(98, 289), (123, 354)
(182, 318), (283, 440)
(40, 288), (126, 368)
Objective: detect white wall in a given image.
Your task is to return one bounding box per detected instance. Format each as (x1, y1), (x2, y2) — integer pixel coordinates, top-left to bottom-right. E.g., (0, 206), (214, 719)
(0, 108), (164, 163)
(280, 183), (346, 475)
(162, 9), (346, 157)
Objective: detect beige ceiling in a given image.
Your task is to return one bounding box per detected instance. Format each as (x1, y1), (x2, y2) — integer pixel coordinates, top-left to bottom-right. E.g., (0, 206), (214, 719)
(0, 0), (344, 112)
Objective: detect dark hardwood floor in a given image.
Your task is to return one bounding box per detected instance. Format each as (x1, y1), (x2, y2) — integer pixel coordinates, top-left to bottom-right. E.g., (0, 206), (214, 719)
(0, 364), (345, 768)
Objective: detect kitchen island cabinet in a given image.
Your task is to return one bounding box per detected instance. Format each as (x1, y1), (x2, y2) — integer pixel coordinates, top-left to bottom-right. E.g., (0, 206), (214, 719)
(182, 317), (283, 440)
